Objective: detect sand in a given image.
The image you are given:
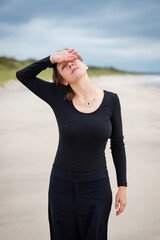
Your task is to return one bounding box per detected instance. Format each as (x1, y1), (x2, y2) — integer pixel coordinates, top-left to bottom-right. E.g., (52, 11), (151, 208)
(0, 75), (160, 240)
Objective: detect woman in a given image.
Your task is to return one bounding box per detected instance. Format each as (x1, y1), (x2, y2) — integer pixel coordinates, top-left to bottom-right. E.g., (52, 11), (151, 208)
(16, 48), (127, 240)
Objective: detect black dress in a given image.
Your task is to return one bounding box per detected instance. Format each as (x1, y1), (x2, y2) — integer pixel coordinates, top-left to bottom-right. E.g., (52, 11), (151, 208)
(16, 56), (127, 240)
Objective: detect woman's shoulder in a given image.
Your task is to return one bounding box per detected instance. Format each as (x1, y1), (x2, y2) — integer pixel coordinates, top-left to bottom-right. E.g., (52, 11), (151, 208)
(51, 81), (66, 93)
(104, 89), (117, 96)
(104, 89), (119, 102)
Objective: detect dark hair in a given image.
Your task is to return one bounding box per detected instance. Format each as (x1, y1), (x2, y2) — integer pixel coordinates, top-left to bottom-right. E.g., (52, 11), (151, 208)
(51, 48), (84, 101)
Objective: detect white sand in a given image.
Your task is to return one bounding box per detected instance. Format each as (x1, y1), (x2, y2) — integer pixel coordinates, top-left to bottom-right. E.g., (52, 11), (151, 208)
(0, 75), (160, 240)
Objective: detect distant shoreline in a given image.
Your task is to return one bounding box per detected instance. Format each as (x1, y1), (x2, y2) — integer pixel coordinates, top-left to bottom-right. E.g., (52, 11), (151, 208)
(0, 56), (159, 87)
(1, 74), (160, 91)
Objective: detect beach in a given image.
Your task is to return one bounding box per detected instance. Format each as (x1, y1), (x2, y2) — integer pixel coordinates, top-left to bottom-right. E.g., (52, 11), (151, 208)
(0, 74), (160, 240)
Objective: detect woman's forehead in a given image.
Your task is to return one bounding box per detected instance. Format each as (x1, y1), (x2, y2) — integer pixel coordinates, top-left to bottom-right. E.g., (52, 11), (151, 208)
(57, 62), (63, 70)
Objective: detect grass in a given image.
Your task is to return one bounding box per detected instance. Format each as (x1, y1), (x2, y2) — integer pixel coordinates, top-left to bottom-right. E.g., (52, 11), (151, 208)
(0, 56), (144, 87)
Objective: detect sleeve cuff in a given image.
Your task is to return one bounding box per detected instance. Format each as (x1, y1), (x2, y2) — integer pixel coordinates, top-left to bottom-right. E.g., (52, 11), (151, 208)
(46, 55), (55, 68)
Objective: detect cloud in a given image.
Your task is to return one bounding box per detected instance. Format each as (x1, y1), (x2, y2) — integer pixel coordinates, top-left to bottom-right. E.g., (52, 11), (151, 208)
(0, 0), (160, 72)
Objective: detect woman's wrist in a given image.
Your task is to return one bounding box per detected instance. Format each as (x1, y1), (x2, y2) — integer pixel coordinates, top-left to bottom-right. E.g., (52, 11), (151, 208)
(118, 186), (127, 189)
(49, 55), (56, 64)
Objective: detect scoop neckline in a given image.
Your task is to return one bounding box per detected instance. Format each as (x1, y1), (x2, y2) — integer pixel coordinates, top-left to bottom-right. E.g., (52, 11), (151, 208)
(71, 90), (106, 115)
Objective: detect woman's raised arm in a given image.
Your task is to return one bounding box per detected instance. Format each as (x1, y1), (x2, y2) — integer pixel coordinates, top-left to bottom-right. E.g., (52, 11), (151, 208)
(16, 49), (79, 106)
(16, 56), (56, 106)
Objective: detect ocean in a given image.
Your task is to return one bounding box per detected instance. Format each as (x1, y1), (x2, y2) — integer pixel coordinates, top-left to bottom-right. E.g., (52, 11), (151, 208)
(132, 74), (160, 90)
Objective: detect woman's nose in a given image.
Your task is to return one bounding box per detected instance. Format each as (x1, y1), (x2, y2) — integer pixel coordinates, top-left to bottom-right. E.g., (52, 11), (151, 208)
(68, 61), (74, 67)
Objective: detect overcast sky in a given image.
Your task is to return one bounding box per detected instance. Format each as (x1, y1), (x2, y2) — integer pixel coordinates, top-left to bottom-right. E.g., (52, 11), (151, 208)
(0, 0), (160, 72)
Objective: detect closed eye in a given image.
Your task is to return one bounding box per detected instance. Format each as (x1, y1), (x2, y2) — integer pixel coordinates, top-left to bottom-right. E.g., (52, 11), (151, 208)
(62, 64), (66, 70)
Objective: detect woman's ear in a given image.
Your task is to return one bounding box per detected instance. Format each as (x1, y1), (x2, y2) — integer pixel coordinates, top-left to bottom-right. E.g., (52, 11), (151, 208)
(61, 80), (69, 86)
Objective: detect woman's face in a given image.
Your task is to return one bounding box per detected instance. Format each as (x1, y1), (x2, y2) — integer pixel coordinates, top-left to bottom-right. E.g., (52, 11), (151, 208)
(56, 58), (88, 86)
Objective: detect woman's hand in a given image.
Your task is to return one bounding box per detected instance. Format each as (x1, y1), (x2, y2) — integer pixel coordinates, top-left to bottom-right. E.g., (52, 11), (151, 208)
(115, 186), (127, 216)
(50, 49), (79, 64)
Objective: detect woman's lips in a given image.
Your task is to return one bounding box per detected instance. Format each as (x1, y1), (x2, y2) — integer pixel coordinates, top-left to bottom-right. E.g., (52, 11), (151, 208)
(72, 67), (79, 73)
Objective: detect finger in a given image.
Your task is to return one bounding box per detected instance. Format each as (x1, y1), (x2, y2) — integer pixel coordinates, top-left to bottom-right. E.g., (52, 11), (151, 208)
(116, 207), (123, 214)
(67, 55), (79, 60)
(68, 52), (79, 56)
(67, 48), (75, 52)
(68, 54), (79, 58)
(117, 207), (124, 214)
(116, 211), (122, 216)
(116, 209), (123, 215)
(115, 202), (119, 209)
(69, 54), (79, 59)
